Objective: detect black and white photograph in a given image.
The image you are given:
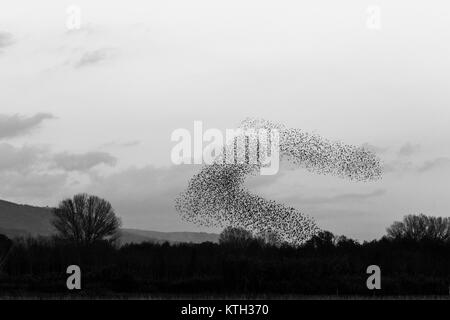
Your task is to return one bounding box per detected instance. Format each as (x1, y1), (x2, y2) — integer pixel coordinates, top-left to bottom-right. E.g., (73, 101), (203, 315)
(1, 0), (450, 309)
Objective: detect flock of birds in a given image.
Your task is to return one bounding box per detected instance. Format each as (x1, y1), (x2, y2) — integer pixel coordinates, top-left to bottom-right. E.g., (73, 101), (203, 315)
(175, 118), (382, 245)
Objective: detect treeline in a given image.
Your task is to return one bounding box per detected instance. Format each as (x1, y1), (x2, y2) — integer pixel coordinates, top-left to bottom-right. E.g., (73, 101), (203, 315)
(2, 194), (450, 297)
(1, 224), (450, 296)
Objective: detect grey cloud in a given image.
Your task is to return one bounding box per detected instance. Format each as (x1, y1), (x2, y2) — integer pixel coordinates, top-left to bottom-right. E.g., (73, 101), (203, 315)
(383, 156), (450, 175)
(361, 143), (388, 154)
(84, 165), (201, 230)
(399, 143), (420, 157)
(0, 143), (67, 200)
(0, 143), (46, 173)
(245, 171), (285, 189)
(89, 165), (198, 196)
(0, 171), (68, 199)
(382, 160), (414, 174)
(0, 113), (55, 139)
(75, 48), (114, 68)
(418, 157), (450, 173)
(101, 140), (141, 149)
(0, 32), (14, 50)
(53, 151), (117, 172)
(120, 140), (140, 147)
(297, 189), (386, 205)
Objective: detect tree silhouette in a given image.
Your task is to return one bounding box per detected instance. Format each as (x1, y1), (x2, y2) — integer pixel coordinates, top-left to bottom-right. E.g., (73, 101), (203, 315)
(304, 230), (335, 249)
(256, 228), (283, 247)
(219, 226), (253, 245)
(52, 194), (121, 245)
(387, 214), (450, 242)
(0, 234), (12, 271)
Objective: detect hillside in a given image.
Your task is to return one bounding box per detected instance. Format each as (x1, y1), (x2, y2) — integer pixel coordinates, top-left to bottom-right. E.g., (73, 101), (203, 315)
(0, 200), (54, 237)
(0, 199), (219, 244)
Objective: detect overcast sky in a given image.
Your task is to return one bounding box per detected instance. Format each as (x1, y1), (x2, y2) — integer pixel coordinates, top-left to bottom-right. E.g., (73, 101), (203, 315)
(1, 0), (450, 240)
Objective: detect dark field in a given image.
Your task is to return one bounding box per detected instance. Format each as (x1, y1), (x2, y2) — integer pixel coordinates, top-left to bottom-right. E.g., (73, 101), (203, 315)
(2, 234), (450, 298)
(1, 293), (450, 300)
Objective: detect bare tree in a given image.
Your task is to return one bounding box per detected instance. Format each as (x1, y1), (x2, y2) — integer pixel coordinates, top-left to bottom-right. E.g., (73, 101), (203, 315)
(387, 214), (450, 242)
(219, 226), (253, 245)
(304, 230), (335, 249)
(256, 229), (283, 247)
(52, 194), (121, 245)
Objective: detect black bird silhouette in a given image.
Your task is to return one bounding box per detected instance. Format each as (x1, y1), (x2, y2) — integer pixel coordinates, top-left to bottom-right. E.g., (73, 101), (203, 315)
(176, 118), (382, 245)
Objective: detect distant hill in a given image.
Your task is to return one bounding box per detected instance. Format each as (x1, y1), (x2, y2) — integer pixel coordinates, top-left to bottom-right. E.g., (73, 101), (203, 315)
(0, 200), (54, 237)
(0, 199), (219, 244)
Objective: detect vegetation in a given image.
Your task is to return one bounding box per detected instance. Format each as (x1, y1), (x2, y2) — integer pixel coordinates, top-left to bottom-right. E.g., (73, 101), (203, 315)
(0, 234), (12, 270)
(219, 226), (254, 246)
(52, 194), (121, 245)
(2, 195), (450, 297)
(0, 214), (449, 296)
(386, 214), (450, 242)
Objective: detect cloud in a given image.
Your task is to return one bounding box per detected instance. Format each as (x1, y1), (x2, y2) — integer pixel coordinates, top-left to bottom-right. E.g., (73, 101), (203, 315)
(53, 151), (117, 172)
(100, 140), (141, 149)
(0, 32), (14, 50)
(0, 171), (68, 199)
(0, 143), (117, 202)
(120, 140), (140, 147)
(82, 162), (387, 230)
(0, 113), (55, 139)
(0, 143), (68, 200)
(398, 142), (420, 157)
(295, 189), (386, 205)
(383, 156), (450, 175)
(83, 165), (201, 230)
(0, 143), (46, 173)
(245, 170), (285, 189)
(361, 143), (388, 154)
(0, 142), (70, 201)
(418, 157), (450, 173)
(75, 48), (114, 68)
(382, 160), (414, 174)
